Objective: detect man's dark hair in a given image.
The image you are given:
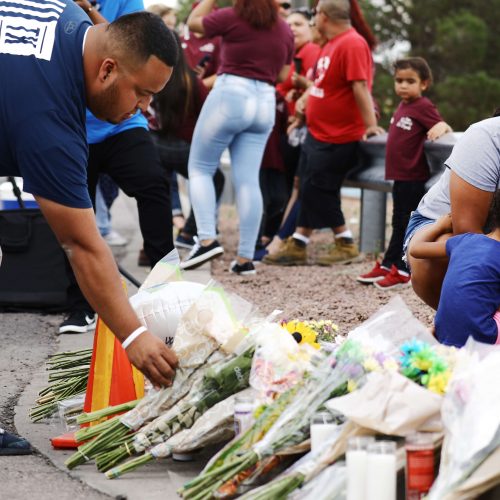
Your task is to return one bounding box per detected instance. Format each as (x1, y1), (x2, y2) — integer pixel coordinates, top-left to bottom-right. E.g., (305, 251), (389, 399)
(107, 12), (179, 68)
(393, 57), (433, 85)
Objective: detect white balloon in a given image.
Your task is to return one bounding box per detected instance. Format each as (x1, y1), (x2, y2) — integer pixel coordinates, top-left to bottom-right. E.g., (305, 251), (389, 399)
(129, 281), (205, 346)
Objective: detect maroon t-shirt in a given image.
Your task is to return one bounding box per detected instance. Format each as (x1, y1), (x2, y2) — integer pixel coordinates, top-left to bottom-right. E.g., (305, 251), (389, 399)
(180, 33), (221, 78)
(385, 97), (444, 181)
(202, 7), (294, 85)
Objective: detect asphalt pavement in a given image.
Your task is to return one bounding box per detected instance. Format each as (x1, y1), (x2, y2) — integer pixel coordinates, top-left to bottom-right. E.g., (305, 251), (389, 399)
(1, 193), (211, 499)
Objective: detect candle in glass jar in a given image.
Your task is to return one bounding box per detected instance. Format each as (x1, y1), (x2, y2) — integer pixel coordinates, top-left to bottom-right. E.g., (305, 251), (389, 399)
(310, 411), (338, 452)
(346, 436), (376, 500)
(366, 441), (397, 500)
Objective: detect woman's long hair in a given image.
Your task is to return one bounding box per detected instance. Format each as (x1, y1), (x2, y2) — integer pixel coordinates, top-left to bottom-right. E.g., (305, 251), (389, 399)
(349, 0), (377, 50)
(154, 31), (202, 137)
(234, 0), (278, 29)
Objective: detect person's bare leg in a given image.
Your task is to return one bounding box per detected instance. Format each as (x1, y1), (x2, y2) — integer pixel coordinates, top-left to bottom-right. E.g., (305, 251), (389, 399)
(408, 223), (451, 310)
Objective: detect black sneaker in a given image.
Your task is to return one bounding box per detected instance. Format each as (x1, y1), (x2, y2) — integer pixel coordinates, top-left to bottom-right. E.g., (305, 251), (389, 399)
(175, 233), (196, 250)
(229, 260), (256, 276)
(180, 238), (224, 270)
(58, 310), (96, 334)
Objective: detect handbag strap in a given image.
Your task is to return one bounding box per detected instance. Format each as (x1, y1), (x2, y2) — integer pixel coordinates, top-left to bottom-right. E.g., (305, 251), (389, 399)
(7, 176), (25, 209)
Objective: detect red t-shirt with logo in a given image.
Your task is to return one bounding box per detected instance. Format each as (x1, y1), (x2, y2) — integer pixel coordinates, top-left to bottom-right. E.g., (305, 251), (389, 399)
(202, 7), (294, 85)
(385, 97), (444, 181)
(277, 41), (321, 115)
(306, 28), (373, 144)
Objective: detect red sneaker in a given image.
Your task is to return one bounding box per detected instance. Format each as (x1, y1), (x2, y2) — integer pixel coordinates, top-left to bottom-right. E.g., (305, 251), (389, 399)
(374, 265), (411, 290)
(357, 262), (390, 284)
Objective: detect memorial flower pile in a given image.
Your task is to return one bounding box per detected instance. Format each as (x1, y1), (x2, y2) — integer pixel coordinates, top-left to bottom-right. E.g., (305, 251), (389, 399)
(65, 285), (254, 470)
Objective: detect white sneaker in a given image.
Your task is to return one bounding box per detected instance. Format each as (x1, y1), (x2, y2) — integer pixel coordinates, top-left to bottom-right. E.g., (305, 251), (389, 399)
(103, 230), (127, 246)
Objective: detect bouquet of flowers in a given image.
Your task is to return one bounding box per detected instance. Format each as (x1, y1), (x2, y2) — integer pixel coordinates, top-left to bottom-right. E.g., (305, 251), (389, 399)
(30, 348), (92, 422)
(399, 339), (454, 395)
(65, 284), (254, 470)
(96, 343), (255, 474)
(428, 342), (500, 499)
(180, 341), (367, 499)
(105, 388), (254, 479)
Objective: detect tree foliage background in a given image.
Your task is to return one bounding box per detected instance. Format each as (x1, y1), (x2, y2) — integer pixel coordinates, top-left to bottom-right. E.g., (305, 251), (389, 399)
(359, 0), (500, 130)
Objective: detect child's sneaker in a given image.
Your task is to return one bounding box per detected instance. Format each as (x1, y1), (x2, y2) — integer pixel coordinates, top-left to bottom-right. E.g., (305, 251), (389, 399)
(374, 265), (411, 290)
(229, 260), (256, 276)
(357, 261), (390, 284)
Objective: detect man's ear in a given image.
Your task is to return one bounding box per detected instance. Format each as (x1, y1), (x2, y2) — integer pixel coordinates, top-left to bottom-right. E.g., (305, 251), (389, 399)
(98, 58), (117, 83)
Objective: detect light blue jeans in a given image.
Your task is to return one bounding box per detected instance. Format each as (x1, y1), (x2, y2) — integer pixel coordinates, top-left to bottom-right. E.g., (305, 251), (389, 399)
(188, 74), (276, 259)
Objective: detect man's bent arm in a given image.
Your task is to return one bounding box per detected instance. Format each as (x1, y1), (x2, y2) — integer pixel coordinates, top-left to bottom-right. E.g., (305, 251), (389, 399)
(449, 171), (493, 234)
(352, 80), (384, 138)
(35, 196), (178, 387)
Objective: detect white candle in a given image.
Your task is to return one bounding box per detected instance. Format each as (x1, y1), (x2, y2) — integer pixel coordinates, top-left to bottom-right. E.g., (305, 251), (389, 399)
(346, 449), (368, 500)
(366, 449), (397, 500)
(310, 423), (338, 452)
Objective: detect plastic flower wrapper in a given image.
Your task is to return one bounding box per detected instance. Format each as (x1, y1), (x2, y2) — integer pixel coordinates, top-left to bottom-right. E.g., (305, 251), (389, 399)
(250, 320), (316, 399)
(65, 282), (255, 470)
(131, 248), (205, 346)
(105, 388), (255, 479)
(327, 371), (443, 436)
(97, 342), (256, 473)
(288, 462), (346, 500)
(348, 295), (437, 356)
(428, 341), (500, 500)
(180, 344), (367, 500)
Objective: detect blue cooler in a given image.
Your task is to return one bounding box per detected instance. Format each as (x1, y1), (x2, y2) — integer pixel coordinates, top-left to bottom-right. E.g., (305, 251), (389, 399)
(0, 178), (38, 209)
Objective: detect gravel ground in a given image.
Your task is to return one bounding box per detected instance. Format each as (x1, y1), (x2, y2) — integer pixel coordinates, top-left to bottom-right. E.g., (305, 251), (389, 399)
(210, 202), (435, 334)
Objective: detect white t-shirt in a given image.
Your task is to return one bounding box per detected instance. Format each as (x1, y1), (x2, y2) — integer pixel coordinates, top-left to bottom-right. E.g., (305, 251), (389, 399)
(418, 116), (500, 219)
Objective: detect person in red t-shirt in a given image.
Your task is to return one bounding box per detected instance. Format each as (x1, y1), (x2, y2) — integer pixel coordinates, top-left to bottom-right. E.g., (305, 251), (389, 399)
(264, 0), (384, 267)
(357, 57), (451, 289)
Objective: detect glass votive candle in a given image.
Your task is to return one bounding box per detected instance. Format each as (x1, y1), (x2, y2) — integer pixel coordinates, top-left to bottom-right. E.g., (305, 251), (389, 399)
(346, 436), (376, 500)
(310, 411), (338, 452)
(233, 394), (255, 436)
(366, 441), (397, 500)
(405, 432), (437, 499)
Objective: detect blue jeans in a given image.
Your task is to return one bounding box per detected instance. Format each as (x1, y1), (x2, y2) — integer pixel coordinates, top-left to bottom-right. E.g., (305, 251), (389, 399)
(188, 74), (276, 259)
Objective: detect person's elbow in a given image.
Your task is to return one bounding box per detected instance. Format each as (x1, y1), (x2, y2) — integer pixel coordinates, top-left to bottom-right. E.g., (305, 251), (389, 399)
(187, 16), (204, 34)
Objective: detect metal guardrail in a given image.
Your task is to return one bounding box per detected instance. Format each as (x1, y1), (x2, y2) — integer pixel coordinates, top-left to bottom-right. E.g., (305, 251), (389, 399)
(349, 132), (462, 253)
(218, 133), (462, 254)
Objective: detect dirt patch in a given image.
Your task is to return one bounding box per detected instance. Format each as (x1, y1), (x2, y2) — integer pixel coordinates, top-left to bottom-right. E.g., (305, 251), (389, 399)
(210, 202), (434, 335)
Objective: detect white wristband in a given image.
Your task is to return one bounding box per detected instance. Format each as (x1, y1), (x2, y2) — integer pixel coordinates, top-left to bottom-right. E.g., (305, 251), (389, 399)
(122, 326), (147, 349)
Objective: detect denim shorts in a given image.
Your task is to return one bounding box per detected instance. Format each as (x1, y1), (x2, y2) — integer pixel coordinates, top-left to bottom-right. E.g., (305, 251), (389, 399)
(402, 210), (436, 268)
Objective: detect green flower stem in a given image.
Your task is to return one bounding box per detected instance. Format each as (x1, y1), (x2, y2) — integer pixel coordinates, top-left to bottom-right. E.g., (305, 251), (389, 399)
(77, 400), (139, 425)
(105, 452), (155, 479)
(66, 420), (129, 470)
(74, 415), (119, 442)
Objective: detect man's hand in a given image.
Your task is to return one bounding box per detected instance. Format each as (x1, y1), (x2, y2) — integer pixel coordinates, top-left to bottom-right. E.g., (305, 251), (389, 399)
(125, 331), (178, 388)
(363, 124), (385, 140)
(291, 73), (310, 90)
